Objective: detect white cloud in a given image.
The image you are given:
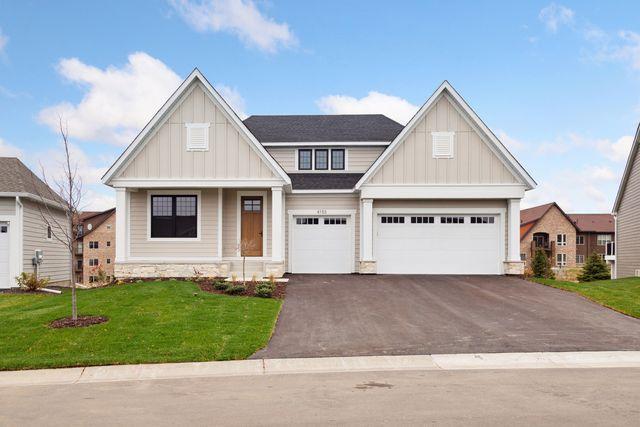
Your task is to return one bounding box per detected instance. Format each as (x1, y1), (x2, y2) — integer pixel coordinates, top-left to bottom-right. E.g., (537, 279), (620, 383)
(169, 0), (297, 53)
(539, 3), (574, 33)
(0, 27), (8, 55)
(0, 138), (23, 157)
(589, 30), (640, 71)
(316, 91), (419, 125)
(496, 130), (527, 151)
(38, 52), (182, 146)
(216, 84), (247, 119)
(569, 133), (633, 162)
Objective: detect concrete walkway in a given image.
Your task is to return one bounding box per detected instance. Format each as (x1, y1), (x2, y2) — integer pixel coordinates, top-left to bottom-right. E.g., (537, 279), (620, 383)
(2, 351), (640, 387)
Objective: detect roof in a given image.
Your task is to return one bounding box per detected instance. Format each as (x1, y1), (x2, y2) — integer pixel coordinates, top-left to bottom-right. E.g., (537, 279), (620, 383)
(0, 157), (65, 205)
(243, 115), (403, 143)
(613, 122), (640, 212)
(289, 173), (363, 190)
(568, 214), (615, 233)
(519, 202), (577, 240)
(77, 208), (115, 238)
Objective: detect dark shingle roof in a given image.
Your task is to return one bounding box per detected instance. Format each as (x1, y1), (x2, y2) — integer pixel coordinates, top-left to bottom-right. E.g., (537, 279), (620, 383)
(243, 115), (404, 143)
(0, 157), (65, 204)
(568, 213), (615, 233)
(289, 173), (363, 190)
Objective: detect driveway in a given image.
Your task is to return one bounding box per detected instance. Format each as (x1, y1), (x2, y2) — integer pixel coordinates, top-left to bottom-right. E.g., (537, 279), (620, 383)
(252, 275), (640, 358)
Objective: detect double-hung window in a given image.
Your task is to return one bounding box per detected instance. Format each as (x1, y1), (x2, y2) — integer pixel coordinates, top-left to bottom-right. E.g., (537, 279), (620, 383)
(151, 195), (198, 238)
(298, 149), (312, 170)
(556, 234), (567, 246)
(331, 149), (345, 170)
(315, 149), (328, 170)
(576, 235), (585, 245)
(556, 253), (567, 267)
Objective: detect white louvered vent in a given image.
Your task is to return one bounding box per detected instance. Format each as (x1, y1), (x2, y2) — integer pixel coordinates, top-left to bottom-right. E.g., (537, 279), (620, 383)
(185, 123), (210, 151)
(432, 132), (455, 158)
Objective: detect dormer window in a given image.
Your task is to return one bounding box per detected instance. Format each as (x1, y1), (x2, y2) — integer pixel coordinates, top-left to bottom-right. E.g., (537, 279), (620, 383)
(331, 149), (345, 170)
(185, 123), (210, 151)
(297, 148), (347, 171)
(298, 149), (312, 170)
(315, 149), (328, 170)
(432, 132), (455, 158)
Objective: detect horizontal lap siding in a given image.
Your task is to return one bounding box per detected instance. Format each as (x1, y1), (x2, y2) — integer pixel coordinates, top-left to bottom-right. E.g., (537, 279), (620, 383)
(617, 150), (640, 277)
(0, 198), (15, 215)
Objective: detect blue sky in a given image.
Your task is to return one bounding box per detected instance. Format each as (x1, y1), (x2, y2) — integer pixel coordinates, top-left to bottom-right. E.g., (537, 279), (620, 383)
(1, 0), (639, 212)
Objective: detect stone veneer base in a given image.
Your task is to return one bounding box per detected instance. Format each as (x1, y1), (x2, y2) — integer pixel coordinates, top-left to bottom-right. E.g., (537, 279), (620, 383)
(115, 263), (230, 280)
(503, 261), (525, 276)
(358, 261), (377, 274)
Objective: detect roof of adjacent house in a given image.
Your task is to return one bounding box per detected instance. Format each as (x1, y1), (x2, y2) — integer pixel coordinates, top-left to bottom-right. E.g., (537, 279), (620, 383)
(519, 202), (578, 240)
(289, 173), (363, 190)
(0, 157), (65, 205)
(568, 213), (615, 233)
(243, 115), (404, 143)
(76, 208), (115, 238)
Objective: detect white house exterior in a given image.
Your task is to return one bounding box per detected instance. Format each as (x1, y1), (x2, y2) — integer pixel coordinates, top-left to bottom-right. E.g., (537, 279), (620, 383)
(102, 69), (536, 279)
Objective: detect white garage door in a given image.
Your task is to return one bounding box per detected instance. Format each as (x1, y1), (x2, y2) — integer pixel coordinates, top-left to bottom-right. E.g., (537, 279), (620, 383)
(290, 216), (353, 273)
(0, 222), (10, 289)
(375, 214), (502, 274)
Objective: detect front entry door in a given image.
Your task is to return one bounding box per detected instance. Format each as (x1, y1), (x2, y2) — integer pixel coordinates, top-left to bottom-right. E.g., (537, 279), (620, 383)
(241, 196), (263, 256)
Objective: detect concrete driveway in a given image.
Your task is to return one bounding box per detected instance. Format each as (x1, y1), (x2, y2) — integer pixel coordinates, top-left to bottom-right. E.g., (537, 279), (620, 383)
(252, 275), (640, 359)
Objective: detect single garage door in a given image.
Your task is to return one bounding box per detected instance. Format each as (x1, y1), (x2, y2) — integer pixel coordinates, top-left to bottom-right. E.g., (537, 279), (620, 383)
(290, 216), (353, 273)
(375, 214), (502, 274)
(0, 222), (9, 289)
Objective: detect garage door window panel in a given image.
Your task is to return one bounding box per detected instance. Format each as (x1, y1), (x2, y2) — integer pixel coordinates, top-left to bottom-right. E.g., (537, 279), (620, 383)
(440, 216), (464, 224)
(411, 216), (434, 224)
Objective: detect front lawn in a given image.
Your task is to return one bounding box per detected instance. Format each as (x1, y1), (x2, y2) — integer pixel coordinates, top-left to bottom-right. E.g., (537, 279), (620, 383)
(531, 277), (640, 319)
(0, 281), (282, 370)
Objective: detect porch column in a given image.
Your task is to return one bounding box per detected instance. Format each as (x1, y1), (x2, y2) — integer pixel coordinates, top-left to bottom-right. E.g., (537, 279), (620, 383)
(271, 187), (283, 262)
(507, 198), (520, 261)
(361, 198), (374, 261)
(115, 188), (128, 263)
(217, 188), (223, 258)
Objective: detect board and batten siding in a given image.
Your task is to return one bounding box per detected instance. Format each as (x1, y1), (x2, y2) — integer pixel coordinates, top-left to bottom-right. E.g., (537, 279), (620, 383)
(222, 189), (272, 258)
(129, 189), (218, 259)
(285, 194), (360, 271)
(118, 84), (278, 181)
(617, 148), (640, 278)
(21, 200), (71, 284)
(0, 197), (16, 215)
(266, 146), (386, 173)
(368, 95), (518, 185)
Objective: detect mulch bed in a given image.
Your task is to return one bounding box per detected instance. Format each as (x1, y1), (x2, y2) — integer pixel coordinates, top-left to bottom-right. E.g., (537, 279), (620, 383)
(49, 315), (109, 329)
(198, 280), (287, 299)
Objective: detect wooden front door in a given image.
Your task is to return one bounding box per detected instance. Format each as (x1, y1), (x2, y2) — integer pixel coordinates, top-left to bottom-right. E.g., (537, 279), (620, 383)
(240, 196), (263, 256)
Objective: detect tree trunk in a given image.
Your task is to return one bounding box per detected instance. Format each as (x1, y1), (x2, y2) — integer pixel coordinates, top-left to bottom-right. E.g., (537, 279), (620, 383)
(70, 243), (77, 320)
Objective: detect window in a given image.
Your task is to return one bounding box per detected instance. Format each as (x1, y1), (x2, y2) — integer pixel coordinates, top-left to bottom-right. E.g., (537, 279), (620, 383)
(520, 253), (526, 261)
(89, 241), (99, 249)
(106, 224), (112, 230)
(576, 235), (585, 245)
(77, 224), (83, 236)
(0, 226), (7, 233)
(76, 242), (83, 254)
(597, 234), (612, 246)
(576, 254), (585, 264)
(242, 198), (262, 212)
(410, 216), (435, 224)
(556, 253), (567, 267)
(440, 216), (464, 224)
(331, 149), (345, 170)
(151, 195), (198, 238)
(324, 217), (347, 225)
(46, 226), (52, 240)
(89, 276), (96, 283)
(89, 258), (99, 267)
(380, 216), (405, 224)
(432, 132), (455, 158)
(106, 241), (111, 247)
(556, 234), (567, 246)
(298, 149), (312, 170)
(76, 259), (82, 269)
(470, 216), (495, 224)
(106, 259), (111, 264)
(296, 217), (319, 225)
(315, 149), (328, 170)
(185, 123), (210, 151)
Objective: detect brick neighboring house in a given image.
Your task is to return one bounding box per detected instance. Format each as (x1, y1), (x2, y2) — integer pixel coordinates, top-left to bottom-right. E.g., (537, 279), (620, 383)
(520, 203), (577, 269)
(568, 214), (615, 265)
(75, 208), (116, 284)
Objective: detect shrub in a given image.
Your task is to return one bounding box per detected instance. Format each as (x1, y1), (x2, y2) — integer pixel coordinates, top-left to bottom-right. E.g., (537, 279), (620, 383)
(213, 281), (229, 291)
(15, 272), (49, 291)
(577, 253), (611, 282)
(531, 249), (555, 279)
(226, 284), (246, 295)
(254, 282), (275, 298)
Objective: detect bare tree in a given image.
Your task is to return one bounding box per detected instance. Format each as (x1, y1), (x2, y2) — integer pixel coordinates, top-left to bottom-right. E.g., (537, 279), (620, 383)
(32, 119), (83, 321)
(237, 238), (257, 285)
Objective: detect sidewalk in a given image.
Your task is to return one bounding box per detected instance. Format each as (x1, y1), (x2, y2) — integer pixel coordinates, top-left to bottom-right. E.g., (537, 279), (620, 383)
(2, 351), (640, 387)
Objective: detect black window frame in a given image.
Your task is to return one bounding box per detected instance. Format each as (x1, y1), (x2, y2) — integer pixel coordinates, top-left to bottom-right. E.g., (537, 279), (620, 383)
(331, 149), (345, 170)
(150, 195), (198, 239)
(315, 149), (329, 170)
(298, 149), (312, 170)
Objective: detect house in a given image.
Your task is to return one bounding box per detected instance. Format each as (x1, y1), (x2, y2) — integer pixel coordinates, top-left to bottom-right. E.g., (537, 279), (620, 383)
(520, 203), (577, 268)
(0, 157), (71, 288)
(568, 213), (615, 265)
(101, 69), (536, 279)
(74, 208), (116, 284)
(613, 123), (640, 279)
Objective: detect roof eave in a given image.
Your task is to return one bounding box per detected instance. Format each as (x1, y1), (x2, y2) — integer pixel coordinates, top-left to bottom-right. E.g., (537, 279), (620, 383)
(613, 122), (640, 213)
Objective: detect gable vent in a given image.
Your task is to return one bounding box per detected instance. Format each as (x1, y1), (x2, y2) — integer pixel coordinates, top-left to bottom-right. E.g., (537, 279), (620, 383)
(432, 132), (455, 158)
(186, 123), (210, 151)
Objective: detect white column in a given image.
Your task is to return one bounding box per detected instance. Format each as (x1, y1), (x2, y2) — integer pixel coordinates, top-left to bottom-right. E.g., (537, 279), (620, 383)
(361, 198), (374, 261)
(507, 198), (521, 261)
(115, 188), (128, 263)
(271, 187), (283, 262)
(217, 188), (223, 258)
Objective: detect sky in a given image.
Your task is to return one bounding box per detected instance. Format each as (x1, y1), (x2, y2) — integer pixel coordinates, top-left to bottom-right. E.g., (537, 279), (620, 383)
(1, 0), (639, 213)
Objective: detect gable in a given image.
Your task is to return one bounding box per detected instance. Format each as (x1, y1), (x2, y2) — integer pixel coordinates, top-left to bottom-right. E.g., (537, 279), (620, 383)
(103, 70), (289, 185)
(357, 82), (536, 189)
(614, 124), (640, 213)
(521, 204), (576, 240)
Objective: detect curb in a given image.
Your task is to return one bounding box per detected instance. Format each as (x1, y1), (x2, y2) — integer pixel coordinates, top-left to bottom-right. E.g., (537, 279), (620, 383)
(1, 351), (640, 387)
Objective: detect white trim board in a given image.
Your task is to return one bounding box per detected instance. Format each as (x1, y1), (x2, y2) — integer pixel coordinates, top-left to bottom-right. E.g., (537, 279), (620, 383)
(236, 190), (269, 257)
(360, 184), (526, 199)
(262, 141), (390, 147)
(110, 179), (286, 189)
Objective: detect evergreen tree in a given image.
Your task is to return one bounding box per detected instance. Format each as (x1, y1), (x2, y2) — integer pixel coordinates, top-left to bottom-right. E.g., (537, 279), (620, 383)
(531, 249), (554, 279)
(577, 252), (611, 282)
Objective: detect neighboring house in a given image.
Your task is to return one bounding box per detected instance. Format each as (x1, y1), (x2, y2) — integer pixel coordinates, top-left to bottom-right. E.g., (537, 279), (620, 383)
(101, 69), (536, 279)
(613, 123), (640, 279)
(520, 203), (577, 268)
(74, 208), (116, 284)
(568, 213), (615, 266)
(0, 157), (71, 288)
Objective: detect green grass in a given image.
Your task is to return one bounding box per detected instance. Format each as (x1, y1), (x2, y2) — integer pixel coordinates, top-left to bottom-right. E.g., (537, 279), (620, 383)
(530, 277), (640, 319)
(0, 281), (282, 371)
